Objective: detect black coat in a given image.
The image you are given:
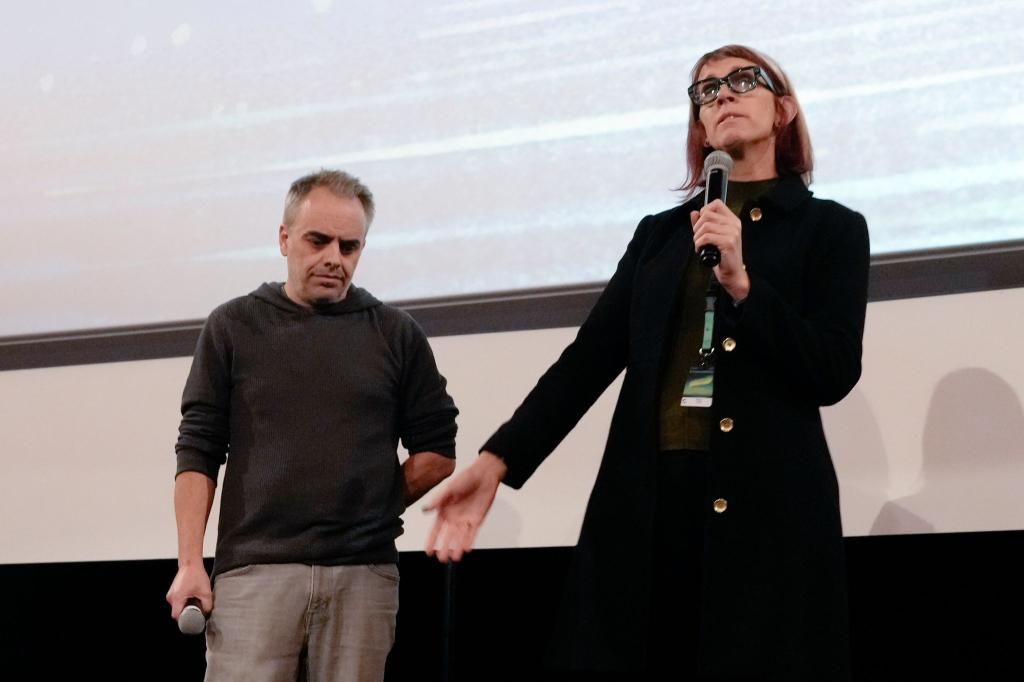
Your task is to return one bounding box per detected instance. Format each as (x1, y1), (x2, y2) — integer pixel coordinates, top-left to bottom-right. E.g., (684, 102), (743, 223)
(484, 175), (870, 680)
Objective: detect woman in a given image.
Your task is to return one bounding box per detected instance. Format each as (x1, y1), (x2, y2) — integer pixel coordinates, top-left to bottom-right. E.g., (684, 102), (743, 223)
(427, 45), (869, 681)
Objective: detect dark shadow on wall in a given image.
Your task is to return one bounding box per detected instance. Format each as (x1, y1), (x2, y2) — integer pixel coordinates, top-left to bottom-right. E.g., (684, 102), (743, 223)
(872, 367), (1024, 535)
(824, 387), (891, 535)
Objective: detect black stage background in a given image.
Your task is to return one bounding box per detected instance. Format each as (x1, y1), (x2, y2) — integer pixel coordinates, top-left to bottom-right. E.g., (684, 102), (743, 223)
(1, 531), (1020, 680)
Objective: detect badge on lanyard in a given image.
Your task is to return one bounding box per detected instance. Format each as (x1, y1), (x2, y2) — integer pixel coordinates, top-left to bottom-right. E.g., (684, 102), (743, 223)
(681, 285), (718, 408)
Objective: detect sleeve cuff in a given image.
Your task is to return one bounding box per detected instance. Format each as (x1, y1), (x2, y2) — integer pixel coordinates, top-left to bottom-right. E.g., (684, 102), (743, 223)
(175, 448), (222, 482)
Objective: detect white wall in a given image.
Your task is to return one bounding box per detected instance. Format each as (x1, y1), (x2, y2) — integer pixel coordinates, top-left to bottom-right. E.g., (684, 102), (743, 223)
(2, 287), (1023, 564)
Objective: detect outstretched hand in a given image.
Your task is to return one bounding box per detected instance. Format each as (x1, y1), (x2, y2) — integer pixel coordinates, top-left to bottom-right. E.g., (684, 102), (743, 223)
(424, 451), (508, 562)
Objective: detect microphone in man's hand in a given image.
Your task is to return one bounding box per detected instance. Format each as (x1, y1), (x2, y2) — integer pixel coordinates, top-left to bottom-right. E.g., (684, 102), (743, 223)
(178, 597), (207, 635)
(699, 150), (734, 267)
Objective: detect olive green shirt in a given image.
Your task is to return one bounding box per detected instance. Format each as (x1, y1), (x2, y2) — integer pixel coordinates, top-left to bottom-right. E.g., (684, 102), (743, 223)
(658, 179), (777, 451)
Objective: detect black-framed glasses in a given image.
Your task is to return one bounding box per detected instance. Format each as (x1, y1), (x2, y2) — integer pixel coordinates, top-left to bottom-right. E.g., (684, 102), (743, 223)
(687, 65), (777, 106)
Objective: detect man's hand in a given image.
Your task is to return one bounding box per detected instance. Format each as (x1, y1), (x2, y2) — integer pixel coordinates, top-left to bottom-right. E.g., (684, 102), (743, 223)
(168, 470), (216, 621)
(403, 451), (456, 505)
(166, 563), (213, 620)
(424, 452), (507, 563)
(691, 200), (750, 302)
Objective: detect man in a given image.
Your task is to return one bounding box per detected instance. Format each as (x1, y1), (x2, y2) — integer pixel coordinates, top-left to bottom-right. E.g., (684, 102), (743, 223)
(166, 170), (458, 681)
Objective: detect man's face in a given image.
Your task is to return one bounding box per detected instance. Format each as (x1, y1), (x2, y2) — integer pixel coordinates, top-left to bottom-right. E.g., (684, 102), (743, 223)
(279, 187), (368, 307)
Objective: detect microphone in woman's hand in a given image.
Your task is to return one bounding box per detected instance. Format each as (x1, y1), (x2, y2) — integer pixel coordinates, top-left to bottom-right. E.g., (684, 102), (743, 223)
(700, 151), (734, 267)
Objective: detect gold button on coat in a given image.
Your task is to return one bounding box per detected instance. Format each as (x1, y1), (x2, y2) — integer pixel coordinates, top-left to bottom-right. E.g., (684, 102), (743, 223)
(719, 417), (734, 432)
(750, 207), (763, 221)
(722, 337), (736, 352)
(713, 498), (728, 513)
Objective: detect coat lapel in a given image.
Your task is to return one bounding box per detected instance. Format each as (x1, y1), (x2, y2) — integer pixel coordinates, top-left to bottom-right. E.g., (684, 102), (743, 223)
(630, 204), (696, 362)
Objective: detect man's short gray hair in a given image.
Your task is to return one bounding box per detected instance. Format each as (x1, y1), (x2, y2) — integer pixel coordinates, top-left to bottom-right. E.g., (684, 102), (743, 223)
(283, 169), (375, 229)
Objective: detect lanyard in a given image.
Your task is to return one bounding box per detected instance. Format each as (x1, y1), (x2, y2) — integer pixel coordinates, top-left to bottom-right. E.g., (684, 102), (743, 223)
(696, 276), (720, 369)
(681, 275), (720, 408)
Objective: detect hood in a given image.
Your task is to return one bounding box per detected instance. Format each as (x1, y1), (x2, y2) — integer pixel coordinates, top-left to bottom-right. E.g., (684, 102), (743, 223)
(251, 282), (382, 316)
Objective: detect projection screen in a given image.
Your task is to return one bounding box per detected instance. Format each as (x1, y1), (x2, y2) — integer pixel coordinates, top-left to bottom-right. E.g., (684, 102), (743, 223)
(3, 0), (1022, 337)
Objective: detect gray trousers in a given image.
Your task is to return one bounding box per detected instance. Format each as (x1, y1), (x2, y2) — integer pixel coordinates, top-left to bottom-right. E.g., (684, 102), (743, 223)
(205, 563), (399, 682)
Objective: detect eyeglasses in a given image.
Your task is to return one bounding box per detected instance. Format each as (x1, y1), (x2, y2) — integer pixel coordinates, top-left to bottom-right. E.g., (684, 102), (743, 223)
(687, 65), (778, 106)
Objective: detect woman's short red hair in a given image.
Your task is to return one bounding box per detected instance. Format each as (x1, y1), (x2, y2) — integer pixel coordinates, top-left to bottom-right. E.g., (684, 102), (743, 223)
(682, 45), (814, 192)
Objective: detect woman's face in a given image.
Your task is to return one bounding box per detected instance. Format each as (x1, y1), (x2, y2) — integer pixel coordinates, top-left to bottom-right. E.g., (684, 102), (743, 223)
(696, 56), (779, 156)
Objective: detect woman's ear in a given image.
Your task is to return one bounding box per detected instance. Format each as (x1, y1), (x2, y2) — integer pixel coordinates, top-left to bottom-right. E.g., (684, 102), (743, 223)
(776, 95), (799, 129)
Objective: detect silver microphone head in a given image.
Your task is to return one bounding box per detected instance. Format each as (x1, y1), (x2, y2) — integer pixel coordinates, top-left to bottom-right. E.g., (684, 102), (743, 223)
(702, 150), (734, 211)
(703, 150), (734, 179)
(178, 604), (207, 635)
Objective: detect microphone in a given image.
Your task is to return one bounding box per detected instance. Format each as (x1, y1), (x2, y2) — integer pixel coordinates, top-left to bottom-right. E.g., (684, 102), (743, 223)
(699, 150), (734, 267)
(178, 597), (207, 635)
